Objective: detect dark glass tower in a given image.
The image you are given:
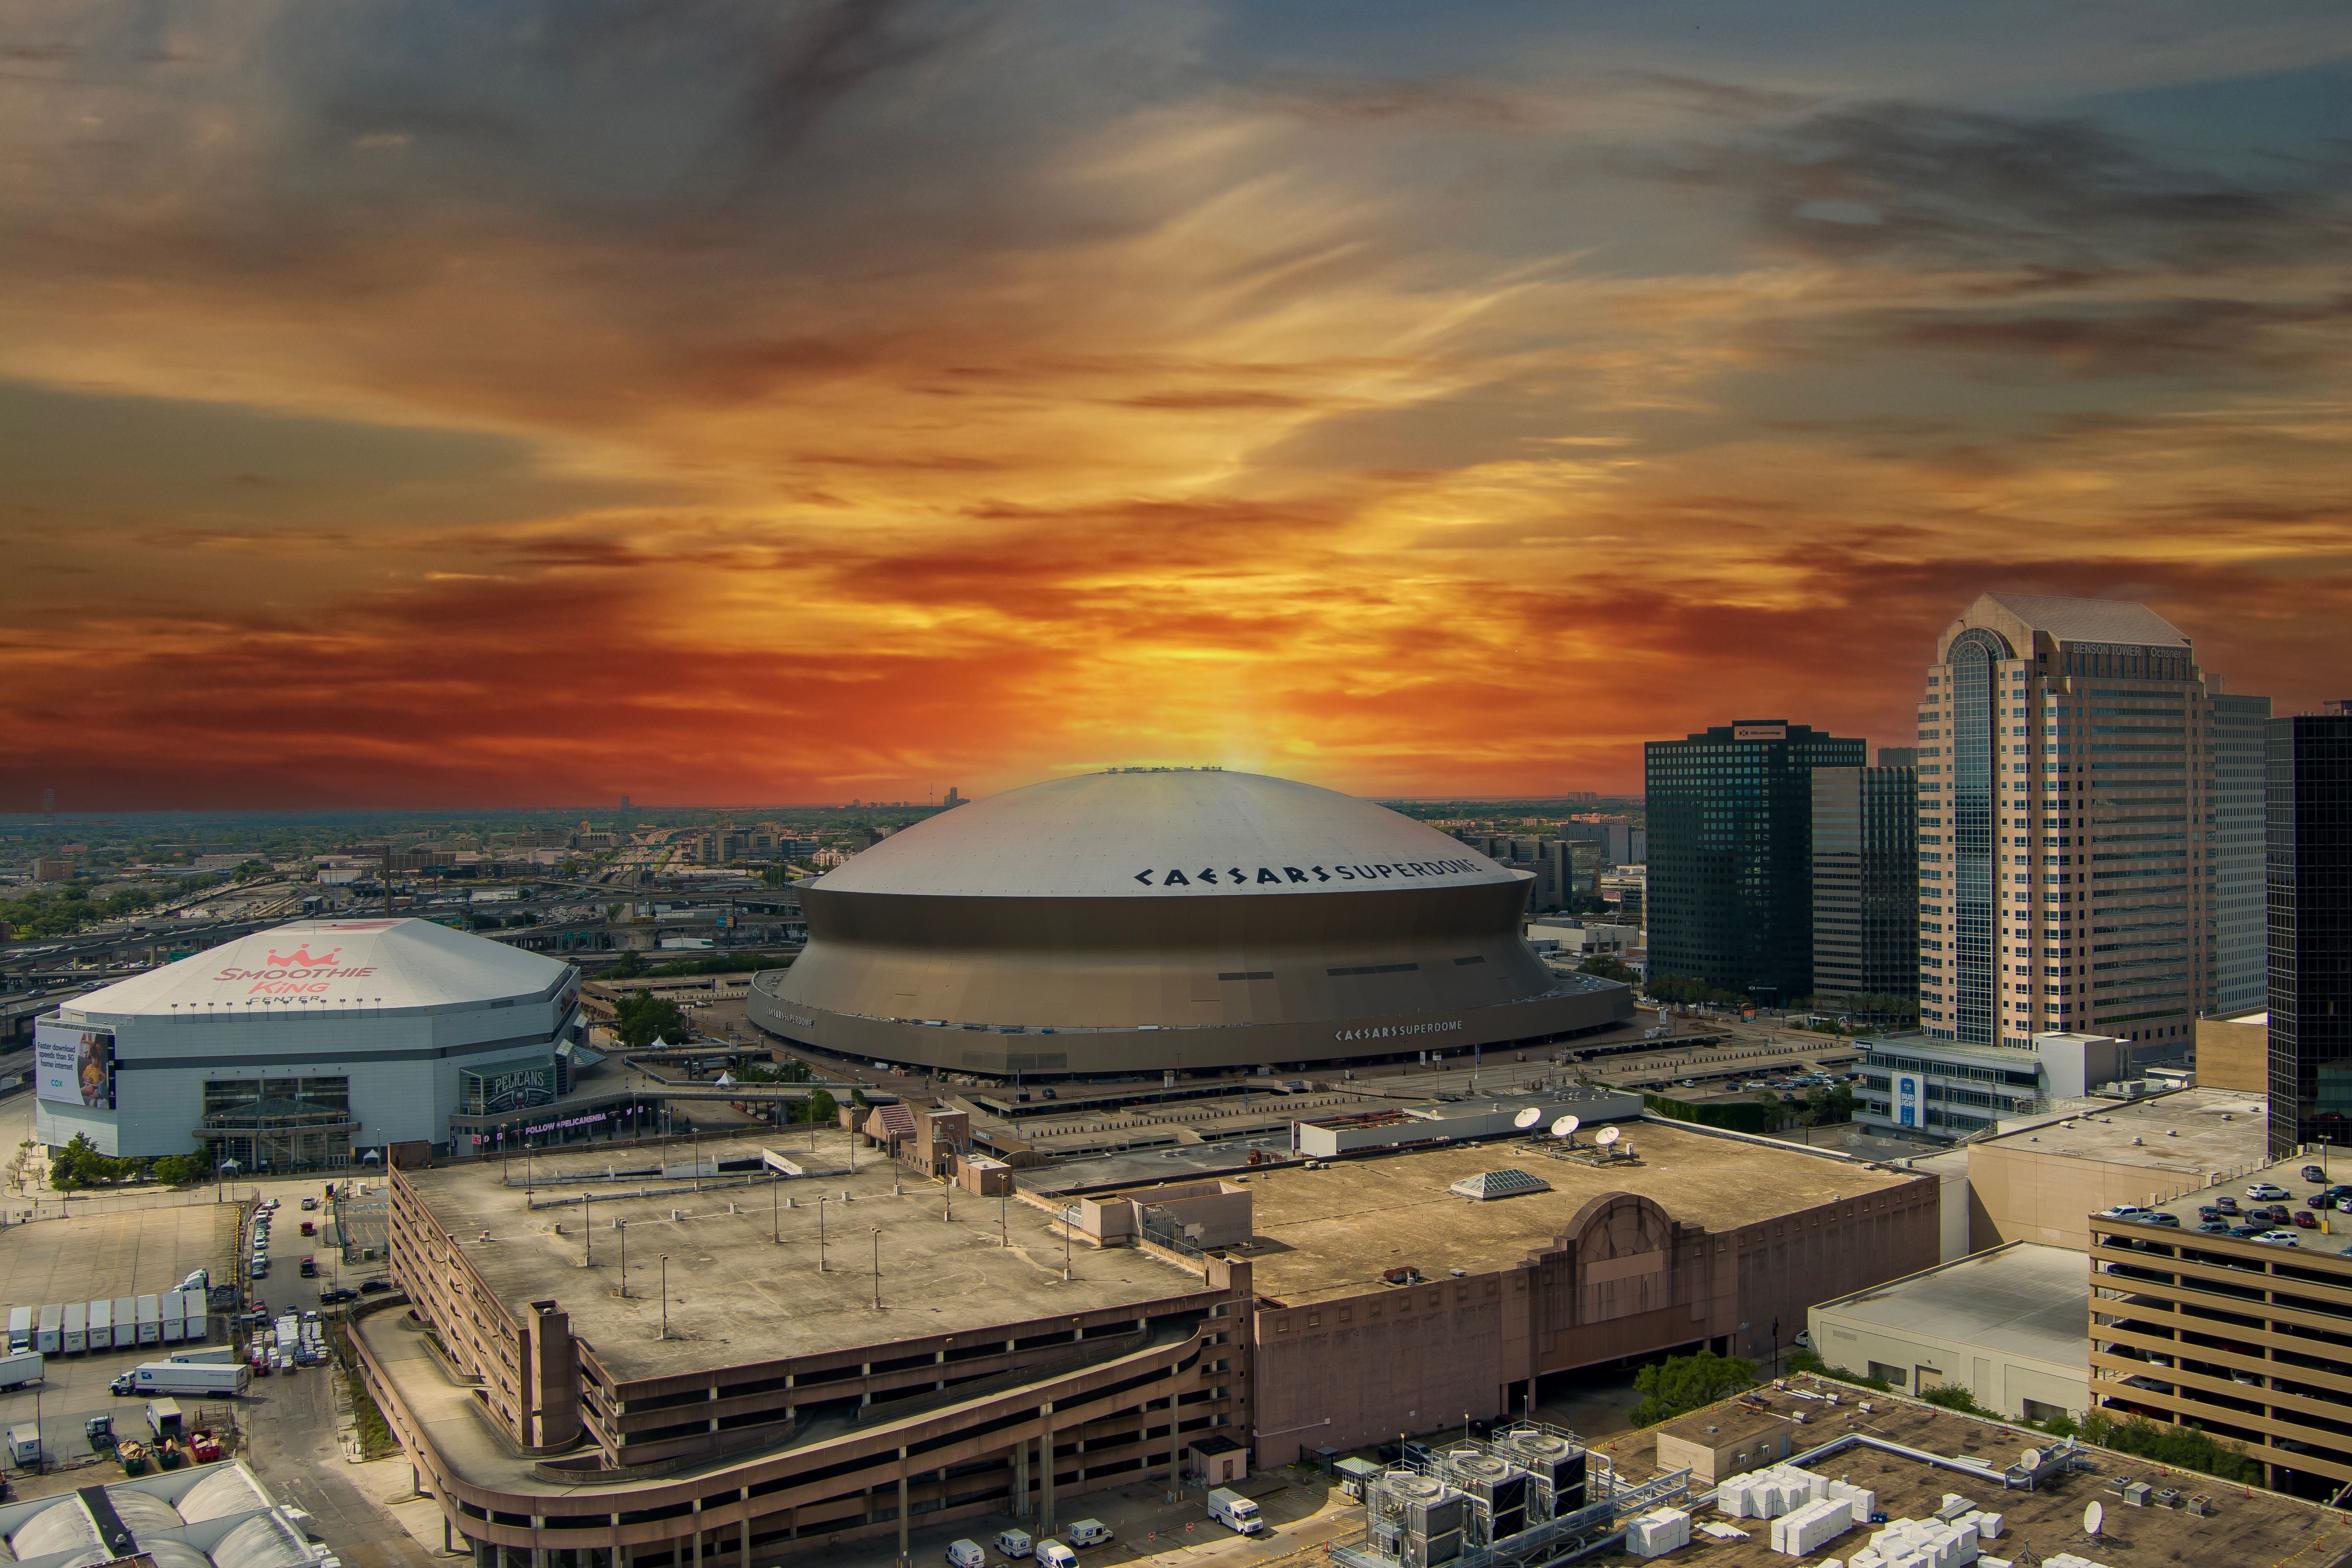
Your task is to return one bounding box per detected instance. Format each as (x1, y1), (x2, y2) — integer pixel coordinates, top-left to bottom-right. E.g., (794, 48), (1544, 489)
(2267, 704), (2352, 1156)
(2213, 691), (2274, 1016)
(1645, 720), (1866, 1002)
(1811, 764), (1921, 1005)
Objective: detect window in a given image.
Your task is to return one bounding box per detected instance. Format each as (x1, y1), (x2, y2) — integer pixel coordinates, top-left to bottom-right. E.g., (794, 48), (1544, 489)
(1868, 1362), (1908, 1387)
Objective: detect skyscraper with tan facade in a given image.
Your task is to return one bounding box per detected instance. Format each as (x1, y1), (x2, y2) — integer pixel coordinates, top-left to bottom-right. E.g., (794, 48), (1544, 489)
(1915, 594), (2215, 1051)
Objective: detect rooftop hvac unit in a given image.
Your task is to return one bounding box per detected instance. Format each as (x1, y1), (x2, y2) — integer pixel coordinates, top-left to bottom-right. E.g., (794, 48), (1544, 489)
(1493, 1429), (1588, 1521)
(1442, 1451), (1529, 1544)
(1379, 1474), (1465, 1568)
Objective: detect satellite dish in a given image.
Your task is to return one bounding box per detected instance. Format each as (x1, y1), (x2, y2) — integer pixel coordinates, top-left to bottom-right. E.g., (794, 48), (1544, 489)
(2021, 1448), (2043, 1471)
(1559, 1115), (1581, 1139)
(2083, 1502), (2103, 1537)
(1596, 1127), (1622, 1147)
(1514, 1107), (1543, 1130)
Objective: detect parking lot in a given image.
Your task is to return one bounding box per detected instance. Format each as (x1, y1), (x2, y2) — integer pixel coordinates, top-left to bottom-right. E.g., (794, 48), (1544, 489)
(0, 1202), (235, 1320)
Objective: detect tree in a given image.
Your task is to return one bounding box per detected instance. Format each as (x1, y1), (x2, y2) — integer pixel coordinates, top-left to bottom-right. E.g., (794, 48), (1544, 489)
(799, 1089), (839, 1125)
(2080, 1411), (2260, 1484)
(151, 1153), (208, 1186)
(1799, 1083), (1856, 1126)
(1628, 1349), (1758, 1427)
(1920, 1385), (1982, 1415)
(1579, 954), (1638, 985)
(851, 1087), (870, 1109)
(613, 990), (691, 1048)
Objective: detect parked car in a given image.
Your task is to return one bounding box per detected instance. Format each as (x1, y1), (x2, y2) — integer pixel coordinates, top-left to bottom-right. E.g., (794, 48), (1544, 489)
(300, 1197), (318, 1211)
(2097, 1205), (2152, 1221)
(2255, 1230), (2302, 1247)
(2231, 1224), (2269, 1238)
(2198, 1206), (2223, 1222)
(2197, 1221), (2234, 1234)
(2302, 1165), (2328, 1184)
(2248, 1182), (2291, 1201)
(2216, 1195), (2241, 1214)
(2294, 1210), (2320, 1229)
(1065, 1521), (1113, 1550)
(2138, 1212), (2180, 1228)
(358, 1280), (392, 1295)
(318, 1288), (358, 1305)
(2308, 1194), (2335, 1210)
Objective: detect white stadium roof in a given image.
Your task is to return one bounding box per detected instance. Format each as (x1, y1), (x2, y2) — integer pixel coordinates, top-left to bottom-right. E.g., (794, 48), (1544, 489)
(813, 769), (1525, 901)
(69, 918), (573, 1019)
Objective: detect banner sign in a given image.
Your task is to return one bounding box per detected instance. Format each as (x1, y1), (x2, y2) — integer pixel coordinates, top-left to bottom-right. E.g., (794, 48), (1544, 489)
(34, 1020), (115, 1109)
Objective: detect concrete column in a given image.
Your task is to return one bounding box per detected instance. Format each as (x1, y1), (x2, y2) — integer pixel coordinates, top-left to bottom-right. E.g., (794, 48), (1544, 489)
(1038, 1402), (1056, 1538)
(740, 1491), (750, 1568)
(690, 1503), (702, 1568)
(897, 1447), (911, 1567)
(1168, 1393), (1182, 1503)
(1012, 1434), (1029, 1517)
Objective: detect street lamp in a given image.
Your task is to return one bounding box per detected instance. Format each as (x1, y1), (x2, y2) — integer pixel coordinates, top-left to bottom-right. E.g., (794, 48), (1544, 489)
(659, 1256), (668, 1339)
(872, 1229), (881, 1311)
(617, 1220), (627, 1298)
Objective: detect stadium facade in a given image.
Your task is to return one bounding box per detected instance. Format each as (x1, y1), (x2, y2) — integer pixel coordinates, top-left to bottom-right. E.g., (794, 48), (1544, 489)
(746, 769), (1633, 1075)
(34, 919), (582, 1165)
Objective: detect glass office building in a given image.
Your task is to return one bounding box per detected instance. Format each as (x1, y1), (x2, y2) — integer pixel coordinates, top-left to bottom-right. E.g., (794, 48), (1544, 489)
(1812, 761), (1921, 1004)
(1646, 720), (1865, 1002)
(2266, 704), (2352, 1155)
(2212, 690), (2274, 1016)
(1916, 594), (2217, 1051)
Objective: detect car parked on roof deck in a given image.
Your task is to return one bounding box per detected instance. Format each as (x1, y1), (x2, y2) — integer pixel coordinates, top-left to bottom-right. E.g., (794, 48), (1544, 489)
(2248, 1182), (2291, 1201)
(2293, 1210), (2320, 1229)
(2254, 1230), (2302, 1247)
(2302, 1165), (2328, 1184)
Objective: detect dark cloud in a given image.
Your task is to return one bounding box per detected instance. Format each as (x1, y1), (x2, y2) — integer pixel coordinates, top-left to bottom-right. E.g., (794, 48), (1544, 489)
(1641, 95), (2349, 275)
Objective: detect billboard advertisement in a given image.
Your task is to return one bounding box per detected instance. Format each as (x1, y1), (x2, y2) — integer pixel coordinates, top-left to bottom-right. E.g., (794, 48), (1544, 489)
(460, 1061), (557, 1117)
(34, 1019), (116, 1109)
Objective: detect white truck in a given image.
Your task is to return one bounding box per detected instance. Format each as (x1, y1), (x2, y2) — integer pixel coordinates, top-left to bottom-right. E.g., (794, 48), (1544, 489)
(1207, 1489), (1262, 1535)
(0, 1351), (43, 1391)
(110, 1361), (251, 1398)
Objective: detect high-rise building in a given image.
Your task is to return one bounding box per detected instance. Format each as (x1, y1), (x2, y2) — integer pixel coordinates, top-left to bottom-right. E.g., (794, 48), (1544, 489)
(1645, 720), (1865, 1001)
(1914, 594), (2216, 1052)
(2211, 689), (2274, 1016)
(1811, 763), (1920, 1005)
(2266, 703), (2352, 1155)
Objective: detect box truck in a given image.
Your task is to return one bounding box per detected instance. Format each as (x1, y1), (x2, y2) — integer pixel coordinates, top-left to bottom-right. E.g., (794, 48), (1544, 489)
(0, 1351), (43, 1391)
(110, 1361), (250, 1398)
(160, 1293), (184, 1344)
(36, 1305), (61, 1355)
(111, 1298), (136, 1350)
(168, 1347), (235, 1365)
(6, 1425), (40, 1467)
(62, 1303), (85, 1355)
(88, 1300), (111, 1349)
(1207, 1491), (1262, 1536)
(135, 1295), (160, 1346)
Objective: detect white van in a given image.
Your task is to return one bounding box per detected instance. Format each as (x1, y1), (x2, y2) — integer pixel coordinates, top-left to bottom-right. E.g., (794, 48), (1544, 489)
(994, 1530), (1033, 1560)
(946, 1541), (986, 1568)
(1034, 1543), (1076, 1568)
(1065, 1521), (1112, 1550)
(1208, 1489), (1262, 1535)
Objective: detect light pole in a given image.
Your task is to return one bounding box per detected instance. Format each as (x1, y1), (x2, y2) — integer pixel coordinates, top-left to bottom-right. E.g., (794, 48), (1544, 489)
(818, 1198), (827, 1272)
(871, 1228), (882, 1311)
(618, 1220), (627, 1297)
(772, 1172), (780, 1243)
(659, 1256), (669, 1339)
(582, 1192), (591, 1265)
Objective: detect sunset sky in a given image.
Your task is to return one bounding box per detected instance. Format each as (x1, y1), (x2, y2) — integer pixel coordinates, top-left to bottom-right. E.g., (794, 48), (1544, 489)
(4, 1), (2349, 810)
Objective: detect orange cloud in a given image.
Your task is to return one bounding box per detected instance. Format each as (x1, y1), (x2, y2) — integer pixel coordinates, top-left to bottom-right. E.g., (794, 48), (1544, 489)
(1, 6), (2347, 808)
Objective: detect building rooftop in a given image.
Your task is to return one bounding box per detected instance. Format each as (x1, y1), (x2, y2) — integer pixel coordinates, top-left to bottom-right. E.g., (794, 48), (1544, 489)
(1590, 1377), (2352, 1567)
(62, 917), (571, 1021)
(2129, 1151), (2352, 1258)
(1812, 1242), (2089, 1371)
(398, 1129), (1208, 1385)
(1971, 1087), (2269, 1182)
(1980, 592), (2191, 649)
(1234, 1124), (1917, 1307)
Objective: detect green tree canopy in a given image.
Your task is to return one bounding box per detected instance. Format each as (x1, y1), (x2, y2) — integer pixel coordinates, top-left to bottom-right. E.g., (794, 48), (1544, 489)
(1578, 954), (1638, 985)
(1628, 1349), (1758, 1427)
(613, 989), (692, 1048)
(799, 1088), (839, 1124)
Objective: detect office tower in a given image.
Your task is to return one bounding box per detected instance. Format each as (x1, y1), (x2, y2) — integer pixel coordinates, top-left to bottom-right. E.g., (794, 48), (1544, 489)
(1645, 720), (1865, 1001)
(2266, 703), (2352, 1155)
(1812, 763), (1920, 1005)
(1877, 747), (1921, 768)
(1915, 594), (2215, 1051)
(2211, 689), (2274, 1015)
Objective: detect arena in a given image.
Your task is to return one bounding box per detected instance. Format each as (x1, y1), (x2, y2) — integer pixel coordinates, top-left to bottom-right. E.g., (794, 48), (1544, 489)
(35, 918), (582, 1164)
(747, 769), (1633, 1076)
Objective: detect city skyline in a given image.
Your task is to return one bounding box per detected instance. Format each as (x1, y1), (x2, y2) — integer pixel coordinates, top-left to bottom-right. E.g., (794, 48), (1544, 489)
(5, 4), (2349, 811)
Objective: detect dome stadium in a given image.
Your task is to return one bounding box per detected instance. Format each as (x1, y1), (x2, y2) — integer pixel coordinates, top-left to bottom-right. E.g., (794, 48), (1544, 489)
(35, 918), (582, 1164)
(747, 768), (1633, 1076)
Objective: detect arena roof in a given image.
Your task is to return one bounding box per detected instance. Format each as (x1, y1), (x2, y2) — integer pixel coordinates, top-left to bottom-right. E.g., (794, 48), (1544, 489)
(812, 769), (1523, 900)
(65, 918), (573, 1019)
